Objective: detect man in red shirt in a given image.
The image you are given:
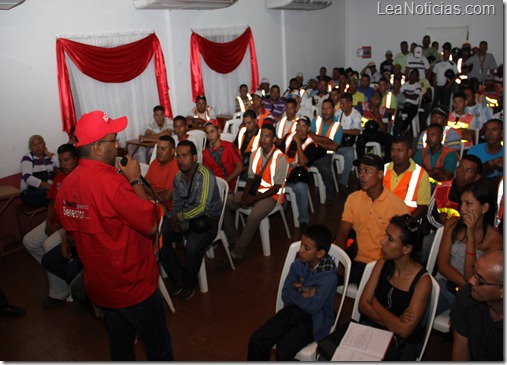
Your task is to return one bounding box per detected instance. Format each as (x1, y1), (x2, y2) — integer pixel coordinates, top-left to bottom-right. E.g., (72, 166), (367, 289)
(203, 118), (242, 192)
(145, 135), (179, 211)
(55, 110), (173, 361)
(23, 143), (78, 308)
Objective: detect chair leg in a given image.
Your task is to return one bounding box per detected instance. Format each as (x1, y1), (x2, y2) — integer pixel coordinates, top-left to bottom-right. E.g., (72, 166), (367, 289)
(219, 231), (235, 270)
(206, 246), (215, 259)
(280, 208), (291, 239)
(259, 218), (271, 257)
(158, 275), (175, 313)
(288, 190), (300, 228)
(198, 259), (208, 293)
(307, 185), (314, 213)
(317, 174), (326, 204)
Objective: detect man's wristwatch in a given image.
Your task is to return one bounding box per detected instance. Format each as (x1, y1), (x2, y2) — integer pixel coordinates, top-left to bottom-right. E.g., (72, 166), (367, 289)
(130, 179), (143, 186)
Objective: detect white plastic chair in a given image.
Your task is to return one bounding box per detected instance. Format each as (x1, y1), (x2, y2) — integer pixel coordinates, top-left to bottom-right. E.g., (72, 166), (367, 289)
(417, 276), (440, 361)
(284, 184), (314, 228)
(220, 132), (234, 143)
(365, 141), (382, 157)
(187, 129), (207, 163)
(425, 226), (450, 333)
(350, 261), (377, 322)
(224, 118), (243, 138)
(308, 152), (338, 204)
(139, 162), (149, 177)
(236, 164), (291, 257)
(275, 241), (352, 361)
(206, 177), (236, 270)
(233, 111), (243, 120)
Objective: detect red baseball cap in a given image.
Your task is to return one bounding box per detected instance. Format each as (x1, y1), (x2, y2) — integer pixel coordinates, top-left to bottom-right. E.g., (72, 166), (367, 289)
(74, 110), (128, 147)
(204, 118), (220, 129)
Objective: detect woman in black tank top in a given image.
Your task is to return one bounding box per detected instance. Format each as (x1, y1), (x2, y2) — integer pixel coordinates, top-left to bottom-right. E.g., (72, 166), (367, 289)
(358, 214), (432, 360)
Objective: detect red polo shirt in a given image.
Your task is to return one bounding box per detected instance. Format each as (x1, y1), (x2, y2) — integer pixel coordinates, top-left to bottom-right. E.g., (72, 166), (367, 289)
(55, 159), (158, 308)
(203, 140), (241, 192)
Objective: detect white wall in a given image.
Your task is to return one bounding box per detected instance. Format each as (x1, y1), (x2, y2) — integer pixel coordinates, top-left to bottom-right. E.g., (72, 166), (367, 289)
(345, 0), (504, 72)
(0, 0), (502, 178)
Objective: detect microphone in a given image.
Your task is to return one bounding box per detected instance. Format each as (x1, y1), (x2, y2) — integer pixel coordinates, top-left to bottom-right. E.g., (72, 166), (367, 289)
(120, 157), (152, 189)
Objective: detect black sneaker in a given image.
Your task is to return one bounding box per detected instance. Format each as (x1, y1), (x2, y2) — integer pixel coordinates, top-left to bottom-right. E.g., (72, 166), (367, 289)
(169, 284), (183, 297)
(42, 297), (66, 309)
(0, 304), (25, 317)
(179, 287), (196, 301)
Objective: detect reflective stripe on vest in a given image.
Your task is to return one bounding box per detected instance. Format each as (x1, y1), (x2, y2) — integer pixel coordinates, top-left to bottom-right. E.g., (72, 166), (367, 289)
(236, 96), (246, 112)
(422, 145), (455, 174)
(496, 177), (504, 227)
(422, 126), (453, 147)
(251, 148), (285, 199)
(315, 116), (341, 140)
(447, 113), (474, 130)
(383, 163), (423, 210)
(193, 107), (211, 121)
(284, 132), (315, 165)
(238, 127), (260, 154)
(276, 117), (297, 139)
(434, 181), (460, 219)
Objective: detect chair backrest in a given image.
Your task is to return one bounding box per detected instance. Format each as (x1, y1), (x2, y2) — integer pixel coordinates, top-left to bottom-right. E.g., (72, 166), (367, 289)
(149, 144), (158, 164)
(224, 118), (243, 138)
(351, 260), (377, 322)
(233, 111), (243, 120)
(275, 242), (352, 333)
(417, 275), (440, 361)
(425, 226), (445, 275)
(215, 177), (228, 231)
(188, 129), (207, 152)
(220, 132), (235, 143)
(139, 162), (149, 177)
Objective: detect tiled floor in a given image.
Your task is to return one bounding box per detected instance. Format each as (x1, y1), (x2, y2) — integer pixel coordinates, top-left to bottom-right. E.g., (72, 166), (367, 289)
(0, 181), (452, 361)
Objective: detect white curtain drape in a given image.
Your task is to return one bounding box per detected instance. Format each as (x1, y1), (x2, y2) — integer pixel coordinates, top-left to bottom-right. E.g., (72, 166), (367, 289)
(63, 30), (160, 147)
(194, 26), (252, 116)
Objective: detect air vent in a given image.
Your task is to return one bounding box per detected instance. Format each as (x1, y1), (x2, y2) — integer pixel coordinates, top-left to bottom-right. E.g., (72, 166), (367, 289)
(134, 0), (238, 10)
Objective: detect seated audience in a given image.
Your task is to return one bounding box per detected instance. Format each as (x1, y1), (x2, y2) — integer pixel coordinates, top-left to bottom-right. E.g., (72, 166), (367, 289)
(262, 85), (286, 120)
(321, 214), (431, 361)
(450, 249), (503, 361)
(432, 43), (458, 109)
(235, 84), (252, 113)
(186, 95), (216, 129)
(281, 77), (300, 99)
(380, 50), (394, 74)
(144, 135), (179, 210)
(22, 143), (78, 308)
(20, 135), (58, 208)
(478, 74), (503, 102)
(282, 117), (326, 228)
(275, 98), (298, 139)
(172, 115), (201, 161)
(203, 119), (242, 192)
(377, 76), (397, 110)
(355, 90), (393, 162)
(258, 77), (270, 97)
(335, 154), (409, 284)
(383, 135), (430, 220)
(223, 124), (288, 260)
(463, 83), (493, 132)
(248, 224), (337, 361)
(406, 45), (431, 80)
(422, 35), (442, 64)
(287, 89), (313, 120)
(160, 140), (222, 301)
(435, 182), (503, 315)
(316, 66), (331, 82)
(468, 118), (503, 178)
(413, 123), (458, 190)
(309, 99), (344, 203)
(357, 74), (375, 101)
(312, 79), (330, 116)
(464, 41), (497, 83)
(393, 41), (410, 74)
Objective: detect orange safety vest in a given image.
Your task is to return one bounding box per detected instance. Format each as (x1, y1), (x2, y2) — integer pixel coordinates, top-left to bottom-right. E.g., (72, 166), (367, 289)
(250, 147), (286, 202)
(257, 108), (272, 128)
(447, 113), (475, 147)
(433, 180), (460, 219)
(360, 102), (387, 127)
(314, 116), (341, 140)
(276, 116), (297, 139)
(284, 132), (317, 168)
(237, 127), (260, 154)
(383, 163), (425, 212)
(421, 145), (456, 172)
(192, 106), (212, 121)
(236, 95), (252, 112)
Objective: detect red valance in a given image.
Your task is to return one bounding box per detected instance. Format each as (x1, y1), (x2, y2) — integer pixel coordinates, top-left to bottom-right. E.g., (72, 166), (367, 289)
(190, 27), (259, 101)
(56, 34), (172, 135)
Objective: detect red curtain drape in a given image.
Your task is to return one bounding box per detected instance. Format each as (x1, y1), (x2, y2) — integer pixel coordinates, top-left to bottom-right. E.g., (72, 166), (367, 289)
(190, 27), (259, 101)
(56, 34), (172, 135)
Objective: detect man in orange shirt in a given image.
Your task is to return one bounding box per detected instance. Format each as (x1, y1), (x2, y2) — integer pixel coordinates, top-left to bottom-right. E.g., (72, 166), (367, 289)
(144, 135), (179, 211)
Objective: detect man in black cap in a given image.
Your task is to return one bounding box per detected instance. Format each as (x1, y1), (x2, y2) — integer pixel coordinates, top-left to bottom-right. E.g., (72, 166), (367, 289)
(416, 105), (461, 152)
(335, 154), (409, 283)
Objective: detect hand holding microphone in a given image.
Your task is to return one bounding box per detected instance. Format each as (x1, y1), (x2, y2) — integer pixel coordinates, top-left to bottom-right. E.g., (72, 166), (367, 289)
(118, 156), (152, 189)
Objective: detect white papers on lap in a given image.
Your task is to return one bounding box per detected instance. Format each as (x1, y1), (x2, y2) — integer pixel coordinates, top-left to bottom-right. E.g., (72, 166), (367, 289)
(331, 322), (393, 361)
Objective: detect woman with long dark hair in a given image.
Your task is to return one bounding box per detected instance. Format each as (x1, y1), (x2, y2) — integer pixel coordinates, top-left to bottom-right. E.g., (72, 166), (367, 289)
(436, 181), (503, 314)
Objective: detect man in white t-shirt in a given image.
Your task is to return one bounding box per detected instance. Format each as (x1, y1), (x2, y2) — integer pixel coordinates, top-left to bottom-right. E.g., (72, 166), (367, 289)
(406, 46), (430, 81)
(393, 69), (422, 136)
(134, 105), (173, 163)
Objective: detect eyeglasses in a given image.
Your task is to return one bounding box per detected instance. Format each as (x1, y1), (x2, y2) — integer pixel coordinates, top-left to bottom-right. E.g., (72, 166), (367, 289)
(472, 266), (503, 287)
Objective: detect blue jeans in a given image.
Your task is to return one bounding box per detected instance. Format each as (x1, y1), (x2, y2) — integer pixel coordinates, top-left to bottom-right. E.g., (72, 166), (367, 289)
(336, 147), (355, 187)
(101, 289), (173, 361)
(286, 182), (309, 224)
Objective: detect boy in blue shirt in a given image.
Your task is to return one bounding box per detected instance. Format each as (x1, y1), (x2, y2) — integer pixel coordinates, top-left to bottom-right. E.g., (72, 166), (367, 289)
(248, 224), (338, 360)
